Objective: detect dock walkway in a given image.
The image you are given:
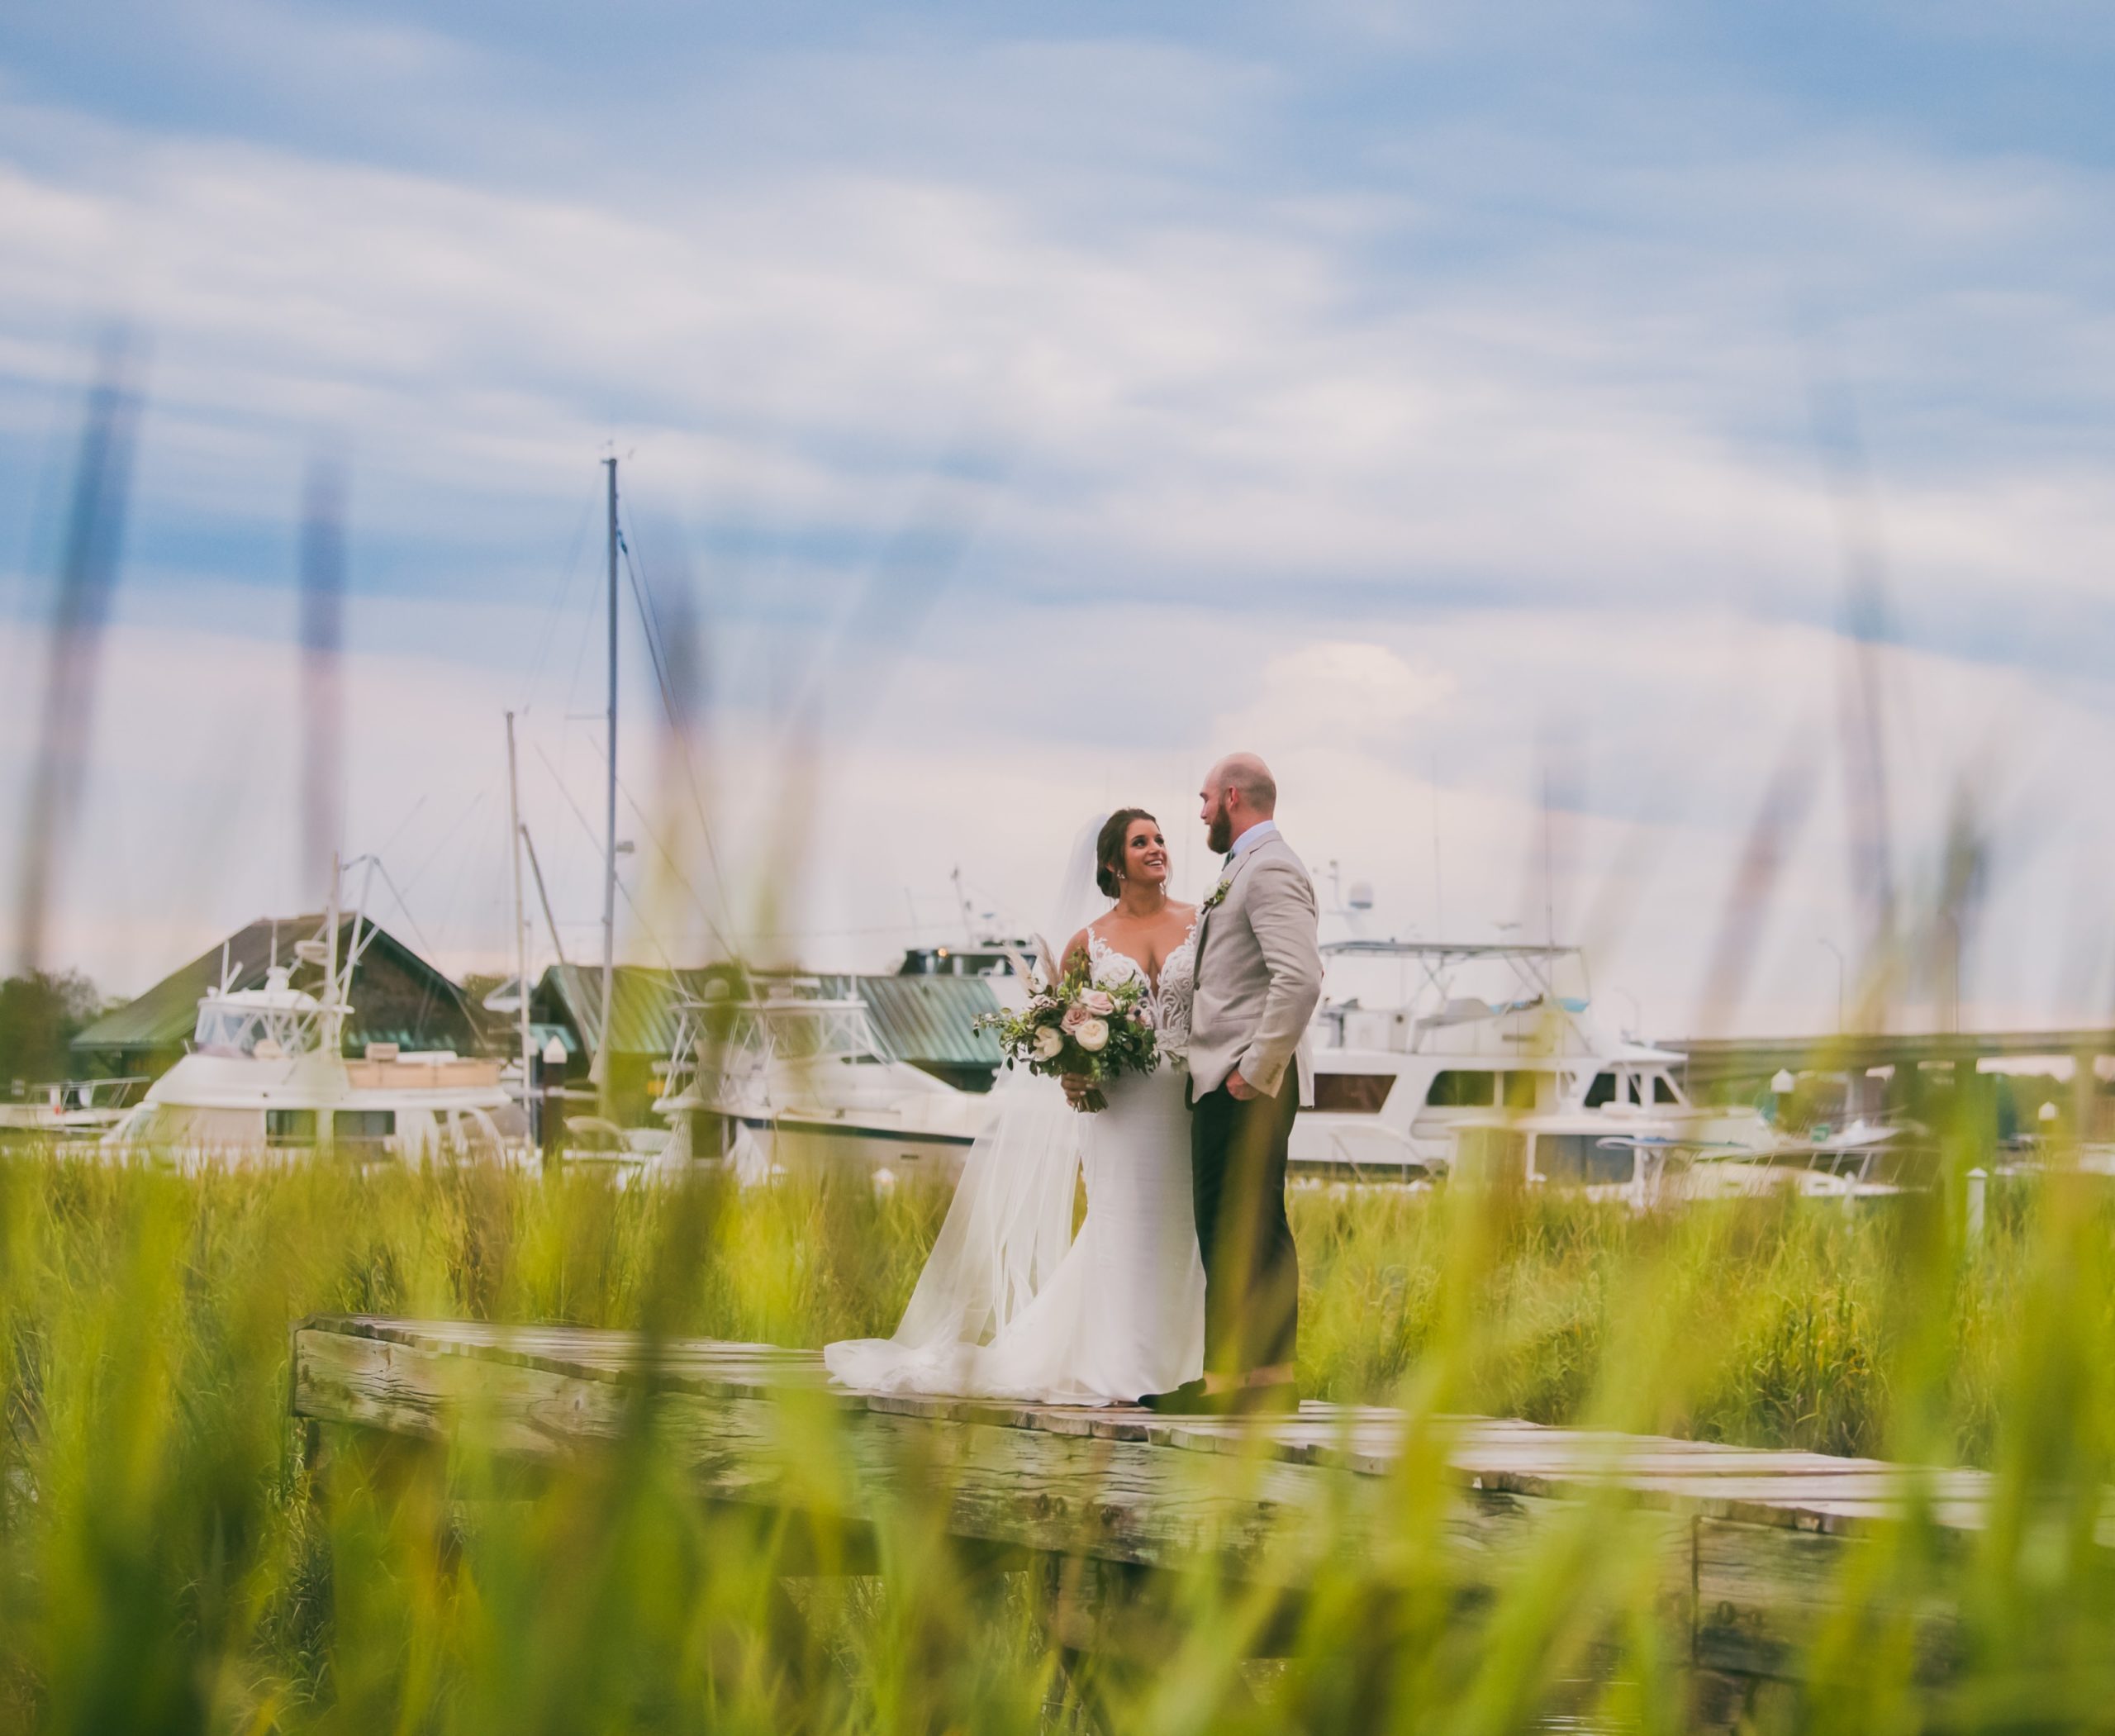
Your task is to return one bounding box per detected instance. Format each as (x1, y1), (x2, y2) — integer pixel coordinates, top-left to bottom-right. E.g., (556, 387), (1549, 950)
(292, 1315), (2003, 1721)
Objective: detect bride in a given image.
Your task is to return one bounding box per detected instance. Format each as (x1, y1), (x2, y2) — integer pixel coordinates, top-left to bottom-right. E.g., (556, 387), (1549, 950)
(823, 809), (1205, 1404)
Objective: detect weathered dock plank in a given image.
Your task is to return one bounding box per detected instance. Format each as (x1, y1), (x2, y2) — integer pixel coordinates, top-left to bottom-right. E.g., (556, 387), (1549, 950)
(289, 1315), (2008, 1692)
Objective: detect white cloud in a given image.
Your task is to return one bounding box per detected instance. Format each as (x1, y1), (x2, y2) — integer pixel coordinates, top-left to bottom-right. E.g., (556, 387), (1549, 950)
(4, 74), (2112, 627)
(3, 21), (2115, 1043)
(1216, 641), (1454, 752)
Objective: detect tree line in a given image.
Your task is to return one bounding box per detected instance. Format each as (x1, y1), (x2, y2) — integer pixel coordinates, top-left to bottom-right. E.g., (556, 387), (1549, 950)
(0, 971), (105, 1093)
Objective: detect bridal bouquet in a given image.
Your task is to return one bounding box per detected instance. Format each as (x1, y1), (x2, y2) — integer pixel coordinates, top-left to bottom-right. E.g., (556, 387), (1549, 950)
(977, 958), (1158, 1113)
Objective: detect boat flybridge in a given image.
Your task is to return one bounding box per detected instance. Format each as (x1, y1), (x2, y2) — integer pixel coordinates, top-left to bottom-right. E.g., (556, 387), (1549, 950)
(105, 859), (516, 1166)
(1294, 935), (1769, 1182)
(655, 982), (998, 1179)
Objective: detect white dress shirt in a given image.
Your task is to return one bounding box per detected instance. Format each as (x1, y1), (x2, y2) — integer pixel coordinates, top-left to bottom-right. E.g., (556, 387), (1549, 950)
(1225, 818), (1279, 863)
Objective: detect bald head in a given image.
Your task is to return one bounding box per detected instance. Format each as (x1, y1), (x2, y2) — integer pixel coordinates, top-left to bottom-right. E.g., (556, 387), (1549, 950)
(1200, 752), (1277, 854)
(1211, 753), (1276, 813)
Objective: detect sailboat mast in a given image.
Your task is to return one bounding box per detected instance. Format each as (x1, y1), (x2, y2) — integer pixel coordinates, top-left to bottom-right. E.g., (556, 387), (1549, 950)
(598, 455), (619, 1111)
(506, 711), (534, 1136)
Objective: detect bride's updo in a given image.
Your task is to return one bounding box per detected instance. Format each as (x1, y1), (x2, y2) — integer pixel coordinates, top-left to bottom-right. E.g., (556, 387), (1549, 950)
(1096, 808), (1157, 898)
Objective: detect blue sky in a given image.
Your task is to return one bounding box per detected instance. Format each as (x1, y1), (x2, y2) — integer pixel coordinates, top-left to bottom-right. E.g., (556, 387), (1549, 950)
(2, 2), (2112, 1034)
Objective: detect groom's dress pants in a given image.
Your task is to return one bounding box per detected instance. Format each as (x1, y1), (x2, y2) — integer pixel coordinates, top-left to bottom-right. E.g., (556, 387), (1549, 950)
(1191, 1063), (1301, 1377)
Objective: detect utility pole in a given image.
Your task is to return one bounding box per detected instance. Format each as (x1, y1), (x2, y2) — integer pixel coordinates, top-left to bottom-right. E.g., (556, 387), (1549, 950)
(505, 711), (534, 1144)
(595, 455), (619, 1116)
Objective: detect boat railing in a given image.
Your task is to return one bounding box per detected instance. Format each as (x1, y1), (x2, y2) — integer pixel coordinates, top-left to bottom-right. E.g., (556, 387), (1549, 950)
(662, 994), (891, 1116)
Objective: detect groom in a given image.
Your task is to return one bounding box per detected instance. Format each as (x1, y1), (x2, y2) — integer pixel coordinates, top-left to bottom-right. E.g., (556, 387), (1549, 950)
(1148, 752), (1323, 1416)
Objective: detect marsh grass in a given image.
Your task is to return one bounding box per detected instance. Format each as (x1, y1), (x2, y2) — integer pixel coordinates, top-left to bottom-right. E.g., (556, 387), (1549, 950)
(2, 1147), (2113, 1731)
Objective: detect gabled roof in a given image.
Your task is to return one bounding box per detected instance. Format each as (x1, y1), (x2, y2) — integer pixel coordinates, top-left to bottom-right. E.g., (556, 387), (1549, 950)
(73, 915), (477, 1056)
(816, 973), (1005, 1071)
(537, 963), (1002, 1070)
(539, 963), (732, 1060)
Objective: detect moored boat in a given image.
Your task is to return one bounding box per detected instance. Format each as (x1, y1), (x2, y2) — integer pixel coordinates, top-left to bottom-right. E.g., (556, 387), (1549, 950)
(1295, 933), (1770, 1181)
(104, 863), (516, 1165)
(656, 983), (996, 1179)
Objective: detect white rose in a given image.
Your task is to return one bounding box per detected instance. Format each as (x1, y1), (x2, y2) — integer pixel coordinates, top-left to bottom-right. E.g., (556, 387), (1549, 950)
(1075, 1017), (1110, 1053)
(1032, 1026), (1065, 1061)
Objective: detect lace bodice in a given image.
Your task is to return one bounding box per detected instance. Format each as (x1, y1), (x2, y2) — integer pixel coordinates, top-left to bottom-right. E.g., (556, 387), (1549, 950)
(1086, 921), (1196, 1063)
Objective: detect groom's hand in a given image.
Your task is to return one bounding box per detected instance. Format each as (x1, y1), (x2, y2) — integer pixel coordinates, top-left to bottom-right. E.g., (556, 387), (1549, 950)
(1225, 1069), (1259, 1101)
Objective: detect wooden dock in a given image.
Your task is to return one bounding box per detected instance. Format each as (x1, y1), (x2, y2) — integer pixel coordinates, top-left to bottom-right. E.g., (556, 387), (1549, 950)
(292, 1315), (2008, 1724)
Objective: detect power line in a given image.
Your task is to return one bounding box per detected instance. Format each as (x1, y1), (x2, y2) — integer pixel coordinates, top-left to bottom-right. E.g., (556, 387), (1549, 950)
(532, 740), (681, 974)
(522, 472), (602, 716)
(616, 777), (739, 948)
(401, 787), (487, 895)
(615, 512), (744, 959)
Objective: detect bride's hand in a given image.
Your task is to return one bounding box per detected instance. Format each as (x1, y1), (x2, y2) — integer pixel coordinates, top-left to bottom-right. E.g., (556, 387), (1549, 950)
(1061, 1073), (1091, 1107)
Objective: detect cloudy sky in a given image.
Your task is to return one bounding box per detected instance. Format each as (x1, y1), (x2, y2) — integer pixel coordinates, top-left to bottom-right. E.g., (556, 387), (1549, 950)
(2, 2), (2112, 1035)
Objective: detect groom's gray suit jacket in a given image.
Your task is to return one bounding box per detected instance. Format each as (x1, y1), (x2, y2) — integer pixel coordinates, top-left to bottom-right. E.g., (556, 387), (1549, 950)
(1187, 832), (1324, 1105)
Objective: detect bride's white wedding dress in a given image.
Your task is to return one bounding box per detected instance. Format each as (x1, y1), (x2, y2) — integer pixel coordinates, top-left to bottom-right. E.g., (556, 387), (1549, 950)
(824, 921), (1205, 1405)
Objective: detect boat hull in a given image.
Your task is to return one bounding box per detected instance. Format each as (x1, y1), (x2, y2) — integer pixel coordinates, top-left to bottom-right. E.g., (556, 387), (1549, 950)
(728, 1113), (979, 1178)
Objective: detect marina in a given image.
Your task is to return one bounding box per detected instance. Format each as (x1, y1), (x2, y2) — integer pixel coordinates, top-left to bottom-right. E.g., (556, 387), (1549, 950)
(15, 895), (2110, 1197)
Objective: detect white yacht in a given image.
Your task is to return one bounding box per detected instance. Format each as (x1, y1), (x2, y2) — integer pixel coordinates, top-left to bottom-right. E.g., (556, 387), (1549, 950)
(1442, 1119), (1930, 1210)
(656, 982), (1002, 1179)
(105, 866), (516, 1165)
(1294, 923), (1769, 1181)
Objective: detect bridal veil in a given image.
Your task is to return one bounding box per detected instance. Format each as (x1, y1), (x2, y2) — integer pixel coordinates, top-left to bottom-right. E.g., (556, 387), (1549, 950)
(823, 815), (1111, 1390)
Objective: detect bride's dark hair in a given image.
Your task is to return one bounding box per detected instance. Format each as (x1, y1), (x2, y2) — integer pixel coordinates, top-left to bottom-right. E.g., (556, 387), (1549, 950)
(1096, 808), (1157, 899)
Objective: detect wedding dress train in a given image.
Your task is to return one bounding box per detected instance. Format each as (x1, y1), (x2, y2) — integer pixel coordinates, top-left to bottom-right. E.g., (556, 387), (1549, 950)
(823, 925), (1204, 1405)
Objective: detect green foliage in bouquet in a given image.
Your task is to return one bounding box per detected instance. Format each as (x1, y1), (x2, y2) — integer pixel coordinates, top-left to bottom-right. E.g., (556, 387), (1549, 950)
(975, 954), (1159, 1111)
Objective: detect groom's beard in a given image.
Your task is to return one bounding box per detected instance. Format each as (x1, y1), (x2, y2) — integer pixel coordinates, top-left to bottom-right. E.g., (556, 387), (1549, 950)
(1206, 811), (1233, 854)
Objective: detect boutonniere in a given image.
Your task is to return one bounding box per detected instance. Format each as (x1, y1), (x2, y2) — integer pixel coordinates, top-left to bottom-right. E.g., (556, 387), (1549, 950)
(1201, 876), (1232, 914)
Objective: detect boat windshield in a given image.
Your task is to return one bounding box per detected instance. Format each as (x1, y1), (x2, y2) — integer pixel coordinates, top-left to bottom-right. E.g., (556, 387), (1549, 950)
(193, 1001), (310, 1058)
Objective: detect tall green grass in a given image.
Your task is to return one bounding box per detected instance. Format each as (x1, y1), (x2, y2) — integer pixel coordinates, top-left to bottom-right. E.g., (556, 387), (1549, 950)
(2, 1149), (2113, 1731)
